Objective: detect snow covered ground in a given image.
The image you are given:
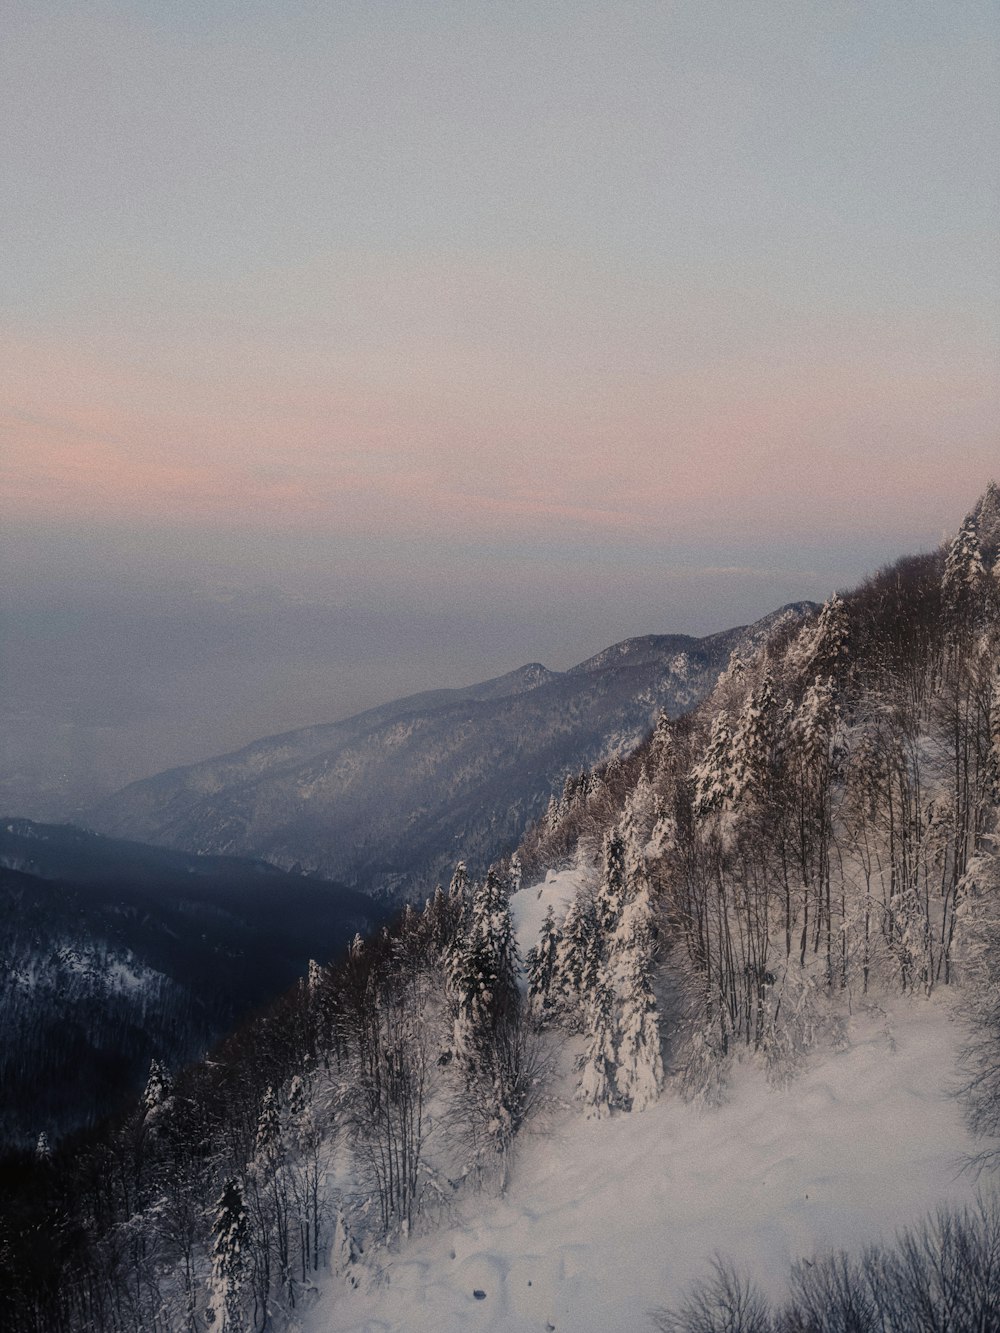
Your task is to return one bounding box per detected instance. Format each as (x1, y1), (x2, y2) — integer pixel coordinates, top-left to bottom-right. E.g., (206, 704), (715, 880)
(303, 871), (991, 1333)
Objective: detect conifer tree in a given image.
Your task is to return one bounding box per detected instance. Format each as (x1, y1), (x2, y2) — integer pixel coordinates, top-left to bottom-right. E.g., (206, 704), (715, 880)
(423, 883), (450, 952)
(611, 877), (664, 1111)
(578, 975), (617, 1118)
(526, 905), (562, 1023)
(450, 868), (519, 1058)
(142, 1059), (171, 1113)
(730, 672), (777, 807)
(597, 829), (627, 936)
(545, 794), (560, 832)
(509, 851), (523, 897)
(447, 861), (470, 930)
(650, 711), (674, 777)
(208, 1178), (249, 1332)
(692, 711), (735, 820)
(553, 895), (594, 1019)
(943, 516), (987, 636)
(254, 1086), (281, 1169)
(786, 594), (849, 688)
(972, 478), (1000, 566)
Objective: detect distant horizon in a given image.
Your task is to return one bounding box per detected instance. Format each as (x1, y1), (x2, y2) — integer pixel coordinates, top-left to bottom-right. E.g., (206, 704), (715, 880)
(2, 1), (997, 815)
(0, 488), (981, 822)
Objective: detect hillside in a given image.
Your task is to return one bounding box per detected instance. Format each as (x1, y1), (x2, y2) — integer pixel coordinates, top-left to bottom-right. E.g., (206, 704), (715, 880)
(303, 872), (986, 1333)
(89, 603), (814, 902)
(0, 820), (379, 1148)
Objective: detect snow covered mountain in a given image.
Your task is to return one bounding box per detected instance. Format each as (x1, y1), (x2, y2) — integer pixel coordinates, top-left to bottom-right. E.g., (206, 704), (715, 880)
(89, 603), (815, 901)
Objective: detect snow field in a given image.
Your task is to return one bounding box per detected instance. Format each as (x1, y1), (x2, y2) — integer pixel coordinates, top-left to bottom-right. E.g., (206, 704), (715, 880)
(304, 872), (989, 1333)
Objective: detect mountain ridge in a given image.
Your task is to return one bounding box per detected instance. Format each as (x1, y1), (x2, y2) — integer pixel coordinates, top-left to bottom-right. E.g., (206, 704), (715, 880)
(89, 602), (817, 900)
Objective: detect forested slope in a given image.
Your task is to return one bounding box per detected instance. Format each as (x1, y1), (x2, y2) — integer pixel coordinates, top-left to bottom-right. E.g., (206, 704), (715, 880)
(0, 821), (378, 1149)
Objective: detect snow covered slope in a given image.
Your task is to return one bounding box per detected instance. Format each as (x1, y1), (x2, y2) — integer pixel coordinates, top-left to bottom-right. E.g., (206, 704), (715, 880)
(302, 872), (985, 1333)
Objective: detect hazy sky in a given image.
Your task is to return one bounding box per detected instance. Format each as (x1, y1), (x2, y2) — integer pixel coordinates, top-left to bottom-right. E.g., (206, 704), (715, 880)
(2, 1), (998, 813)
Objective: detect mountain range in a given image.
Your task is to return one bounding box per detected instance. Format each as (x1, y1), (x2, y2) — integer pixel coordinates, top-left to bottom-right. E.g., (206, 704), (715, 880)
(90, 602), (815, 901)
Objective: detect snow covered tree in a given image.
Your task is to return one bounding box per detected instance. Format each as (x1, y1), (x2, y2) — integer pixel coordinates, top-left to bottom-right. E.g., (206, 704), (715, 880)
(944, 516), (987, 601)
(551, 893), (598, 1023)
(729, 672), (777, 809)
(650, 710), (674, 779)
(447, 869), (537, 1185)
(509, 851), (523, 897)
(578, 975), (617, 1118)
(544, 794), (561, 832)
(943, 515), (988, 643)
(207, 1177), (249, 1332)
(254, 1085), (281, 1169)
(596, 829), (627, 936)
(34, 1131), (50, 1162)
(785, 593), (849, 689)
(610, 877), (664, 1111)
(811, 592), (850, 683)
(450, 867), (520, 1058)
(142, 1059), (171, 1113)
(448, 860), (469, 912)
(692, 711), (735, 821)
(526, 905), (562, 1024)
(971, 478), (1000, 567)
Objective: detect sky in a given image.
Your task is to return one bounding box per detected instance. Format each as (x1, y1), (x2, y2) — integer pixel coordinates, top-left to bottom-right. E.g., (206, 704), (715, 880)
(2, 0), (998, 815)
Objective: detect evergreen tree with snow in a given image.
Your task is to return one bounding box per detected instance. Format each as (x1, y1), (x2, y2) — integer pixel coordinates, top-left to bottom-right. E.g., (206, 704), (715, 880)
(578, 975), (618, 1118)
(545, 794), (560, 832)
(942, 515), (987, 636)
(35, 1131), (50, 1162)
(786, 593), (849, 688)
(509, 851), (523, 897)
(811, 593), (849, 682)
(208, 1177), (249, 1332)
(254, 1085), (281, 1169)
(526, 904), (562, 1023)
(450, 867), (519, 1059)
(141, 1059), (171, 1114)
(971, 478), (1000, 567)
(447, 861), (470, 930)
(553, 893), (598, 1020)
(650, 710), (674, 777)
(692, 711), (735, 820)
(789, 677), (837, 774)
(423, 883), (450, 952)
(730, 671), (777, 808)
(610, 877), (664, 1111)
(597, 828), (627, 936)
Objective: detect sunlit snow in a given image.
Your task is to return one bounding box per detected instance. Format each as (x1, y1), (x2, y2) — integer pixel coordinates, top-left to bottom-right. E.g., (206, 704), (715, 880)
(302, 875), (984, 1333)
